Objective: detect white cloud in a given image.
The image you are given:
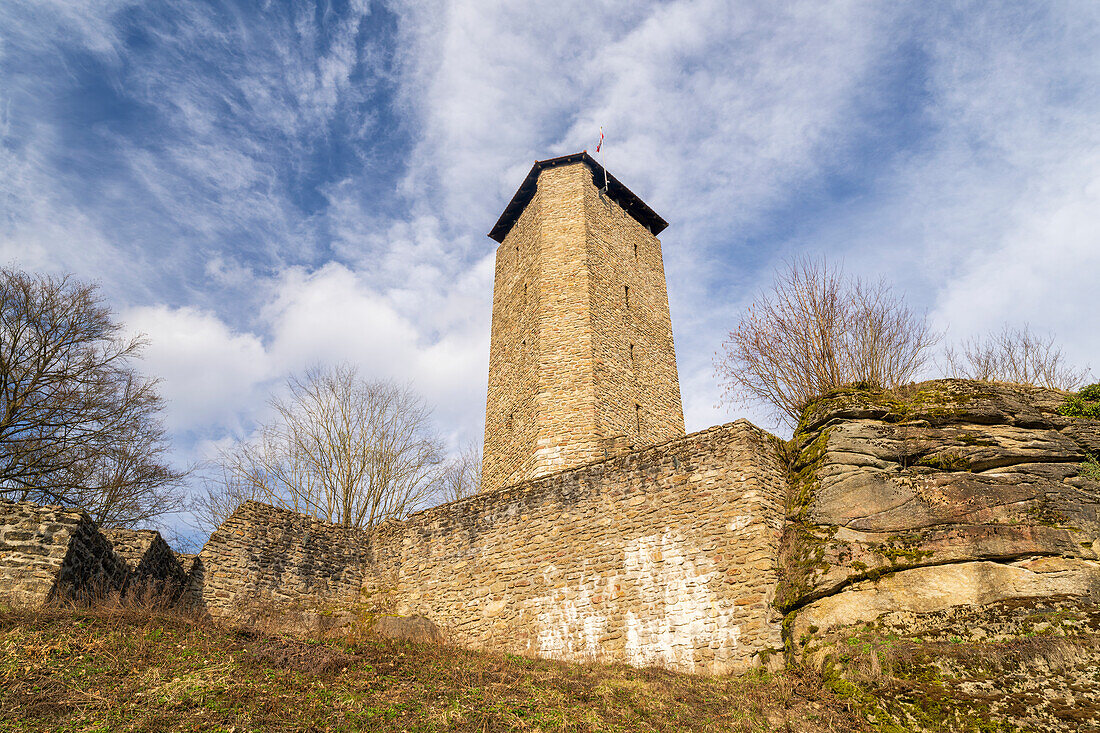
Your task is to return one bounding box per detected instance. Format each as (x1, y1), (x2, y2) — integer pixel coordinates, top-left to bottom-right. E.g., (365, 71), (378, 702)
(801, 4), (1100, 380)
(124, 261), (492, 453)
(930, 158), (1100, 376)
(0, 123), (137, 292)
(263, 263), (490, 445)
(124, 305), (272, 436)
(387, 0), (900, 431)
(391, 0), (888, 240)
(5, 0), (1100, 509)
(0, 0), (136, 57)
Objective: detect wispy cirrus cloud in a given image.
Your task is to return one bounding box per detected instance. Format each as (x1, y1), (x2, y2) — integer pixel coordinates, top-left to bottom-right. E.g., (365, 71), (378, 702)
(386, 0), (913, 429)
(1, 1), (1097, 532)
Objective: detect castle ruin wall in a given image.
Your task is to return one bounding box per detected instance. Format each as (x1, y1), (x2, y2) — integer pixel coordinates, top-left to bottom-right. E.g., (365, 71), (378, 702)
(103, 527), (189, 597)
(0, 498), (128, 604)
(197, 420), (787, 675)
(198, 501), (375, 619)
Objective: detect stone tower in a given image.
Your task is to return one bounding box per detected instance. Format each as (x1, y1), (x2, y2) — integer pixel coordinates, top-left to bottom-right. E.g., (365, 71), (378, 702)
(482, 152), (685, 493)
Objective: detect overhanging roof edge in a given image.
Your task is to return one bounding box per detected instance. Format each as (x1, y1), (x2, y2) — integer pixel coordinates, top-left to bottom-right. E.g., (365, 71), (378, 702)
(487, 152), (669, 243)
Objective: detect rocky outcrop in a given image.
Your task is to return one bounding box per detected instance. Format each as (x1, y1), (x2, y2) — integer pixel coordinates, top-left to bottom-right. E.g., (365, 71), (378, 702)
(369, 615), (445, 643)
(780, 379), (1100, 638)
(804, 596), (1100, 732)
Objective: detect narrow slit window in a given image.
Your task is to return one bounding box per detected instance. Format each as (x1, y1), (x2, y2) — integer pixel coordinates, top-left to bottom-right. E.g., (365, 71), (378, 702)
(633, 242), (638, 259)
(624, 285), (630, 309)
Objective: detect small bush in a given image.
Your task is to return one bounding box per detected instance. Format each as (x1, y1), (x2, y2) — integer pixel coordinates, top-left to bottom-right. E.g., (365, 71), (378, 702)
(1059, 383), (1100, 419)
(943, 324), (1088, 391)
(716, 257), (939, 429)
(1078, 383), (1100, 401)
(1081, 455), (1100, 482)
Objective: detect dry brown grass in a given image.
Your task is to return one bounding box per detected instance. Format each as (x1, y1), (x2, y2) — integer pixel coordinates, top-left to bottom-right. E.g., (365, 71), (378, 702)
(0, 602), (869, 732)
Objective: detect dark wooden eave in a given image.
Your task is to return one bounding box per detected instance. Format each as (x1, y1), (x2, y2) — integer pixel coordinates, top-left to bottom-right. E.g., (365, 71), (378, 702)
(488, 152), (669, 243)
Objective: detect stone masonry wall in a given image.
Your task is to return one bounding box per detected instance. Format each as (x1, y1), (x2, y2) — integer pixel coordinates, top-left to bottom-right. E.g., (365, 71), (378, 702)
(199, 420), (787, 675)
(199, 502), (374, 618)
(483, 161), (685, 493)
(103, 527), (188, 596)
(582, 162), (684, 449)
(525, 162), (601, 482)
(0, 498), (128, 604)
(483, 170), (546, 493)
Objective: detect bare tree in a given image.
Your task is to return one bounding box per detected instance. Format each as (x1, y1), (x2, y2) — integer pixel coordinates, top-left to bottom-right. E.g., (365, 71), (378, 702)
(191, 463), (258, 534)
(60, 377), (186, 528)
(197, 365), (444, 531)
(0, 268), (185, 526)
(437, 441), (482, 504)
(716, 257), (940, 428)
(944, 324), (1089, 390)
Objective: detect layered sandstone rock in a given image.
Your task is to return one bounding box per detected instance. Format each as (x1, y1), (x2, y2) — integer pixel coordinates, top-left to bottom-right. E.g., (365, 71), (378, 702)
(803, 597), (1100, 732)
(779, 379), (1100, 639)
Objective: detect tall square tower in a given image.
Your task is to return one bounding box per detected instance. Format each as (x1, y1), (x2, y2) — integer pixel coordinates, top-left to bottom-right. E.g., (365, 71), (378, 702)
(482, 153), (685, 492)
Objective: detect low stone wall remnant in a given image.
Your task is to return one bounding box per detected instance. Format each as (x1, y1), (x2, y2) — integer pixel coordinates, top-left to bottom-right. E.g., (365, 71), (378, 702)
(103, 527), (189, 598)
(0, 498), (128, 604)
(198, 501), (374, 629)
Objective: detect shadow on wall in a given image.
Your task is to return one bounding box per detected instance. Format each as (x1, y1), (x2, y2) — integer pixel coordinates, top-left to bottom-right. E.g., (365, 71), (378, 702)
(0, 498), (195, 607)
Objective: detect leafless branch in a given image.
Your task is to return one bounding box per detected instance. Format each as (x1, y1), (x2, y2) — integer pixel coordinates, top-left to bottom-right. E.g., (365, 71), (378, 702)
(437, 441), (482, 504)
(715, 257), (940, 429)
(943, 324), (1089, 390)
(196, 364), (444, 531)
(0, 267), (186, 527)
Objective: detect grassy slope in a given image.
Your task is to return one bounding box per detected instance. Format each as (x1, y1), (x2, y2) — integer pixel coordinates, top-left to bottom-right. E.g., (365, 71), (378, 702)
(0, 606), (867, 733)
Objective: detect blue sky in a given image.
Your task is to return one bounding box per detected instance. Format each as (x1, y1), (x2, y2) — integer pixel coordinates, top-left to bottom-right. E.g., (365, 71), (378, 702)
(2, 1), (1098, 534)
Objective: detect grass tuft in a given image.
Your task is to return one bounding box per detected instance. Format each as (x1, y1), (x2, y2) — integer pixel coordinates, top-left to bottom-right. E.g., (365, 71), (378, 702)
(1080, 454), (1100, 482)
(0, 604), (869, 732)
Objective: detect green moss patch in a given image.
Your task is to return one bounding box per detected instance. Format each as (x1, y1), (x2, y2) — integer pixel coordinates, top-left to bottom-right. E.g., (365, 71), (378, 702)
(916, 450), (972, 472)
(1080, 454), (1100, 481)
(800, 600), (1100, 732)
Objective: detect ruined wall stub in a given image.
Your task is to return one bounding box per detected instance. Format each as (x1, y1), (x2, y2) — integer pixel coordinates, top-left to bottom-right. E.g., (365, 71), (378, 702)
(0, 498), (130, 604)
(483, 154), (685, 492)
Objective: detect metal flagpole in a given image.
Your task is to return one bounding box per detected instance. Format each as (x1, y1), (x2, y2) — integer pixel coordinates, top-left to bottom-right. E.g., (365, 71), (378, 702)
(598, 127), (608, 193)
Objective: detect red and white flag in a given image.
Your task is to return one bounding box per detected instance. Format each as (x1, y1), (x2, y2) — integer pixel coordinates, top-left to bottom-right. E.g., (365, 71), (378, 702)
(596, 127), (604, 153)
